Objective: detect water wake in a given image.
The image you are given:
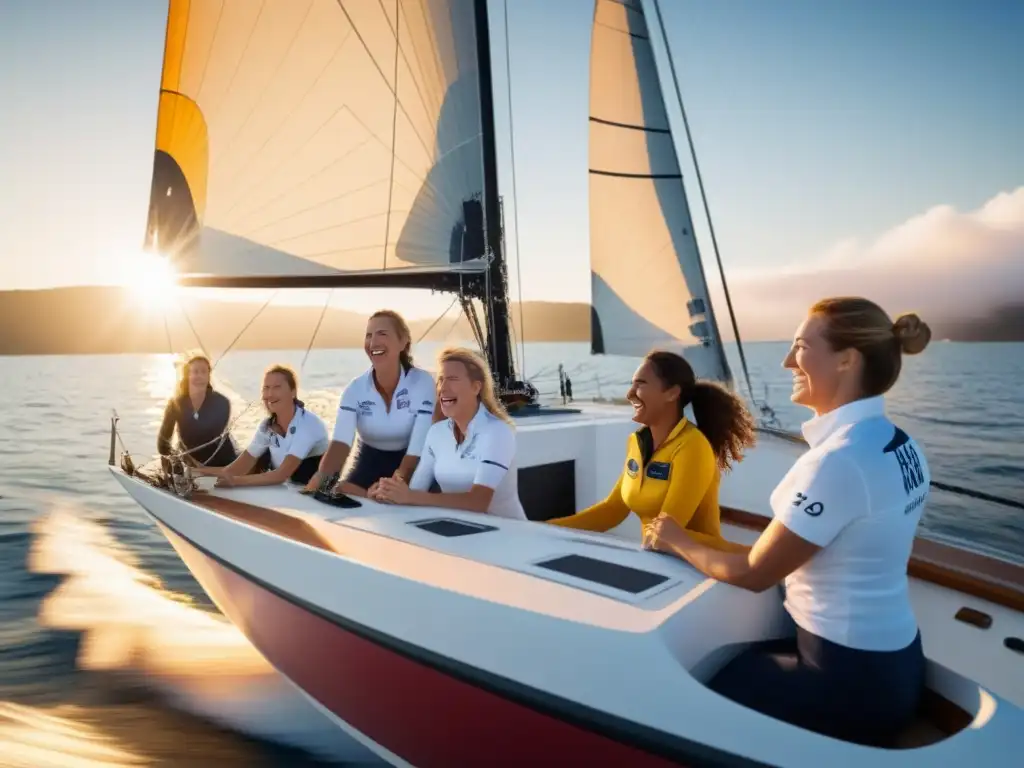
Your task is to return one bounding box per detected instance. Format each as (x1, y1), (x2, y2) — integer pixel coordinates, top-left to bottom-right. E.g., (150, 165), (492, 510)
(21, 507), (378, 765)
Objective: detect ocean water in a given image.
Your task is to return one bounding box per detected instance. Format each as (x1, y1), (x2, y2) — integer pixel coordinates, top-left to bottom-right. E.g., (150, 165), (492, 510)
(0, 340), (1021, 766)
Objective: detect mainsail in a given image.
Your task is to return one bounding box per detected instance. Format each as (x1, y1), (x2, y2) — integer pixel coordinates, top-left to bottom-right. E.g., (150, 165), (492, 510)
(145, 0), (493, 290)
(588, 0), (731, 384)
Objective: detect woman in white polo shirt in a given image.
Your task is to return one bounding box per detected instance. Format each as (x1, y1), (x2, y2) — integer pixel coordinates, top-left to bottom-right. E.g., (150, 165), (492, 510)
(194, 364), (329, 488)
(373, 347), (526, 521)
(643, 297), (933, 747)
(303, 310), (436, 497)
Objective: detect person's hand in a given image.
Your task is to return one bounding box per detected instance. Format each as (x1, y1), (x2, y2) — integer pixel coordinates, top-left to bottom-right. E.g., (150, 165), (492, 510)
(366, 481), (381, 500)
(375, 476), (410, 505)
(642, 516), (681, 554)
(300, 471), (323, 495)
(214, 474), (236, 488)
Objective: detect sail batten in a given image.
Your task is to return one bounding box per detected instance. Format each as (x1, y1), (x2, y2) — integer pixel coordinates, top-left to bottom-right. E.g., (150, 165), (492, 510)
(588, 0), (731, 384)
(146, 0), (490, 287)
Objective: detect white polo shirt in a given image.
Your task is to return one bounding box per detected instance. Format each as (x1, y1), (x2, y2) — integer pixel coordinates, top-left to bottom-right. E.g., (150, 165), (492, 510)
(247, 407), (330, 470)
(770, 395), (931, 652)
(332, 366), (435, 455)
(409, 404), (527, 521)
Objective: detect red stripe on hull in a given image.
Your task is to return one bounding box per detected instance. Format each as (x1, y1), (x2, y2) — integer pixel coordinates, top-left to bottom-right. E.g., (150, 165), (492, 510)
(158, 523), (684, 767)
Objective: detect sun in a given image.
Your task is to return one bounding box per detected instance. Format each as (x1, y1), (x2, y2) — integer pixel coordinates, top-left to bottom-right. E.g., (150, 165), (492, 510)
(122, 252), (181, 312)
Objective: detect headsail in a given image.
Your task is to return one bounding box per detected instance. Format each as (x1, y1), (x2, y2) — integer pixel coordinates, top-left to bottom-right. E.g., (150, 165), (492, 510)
(146, 0), (490, 289)
(588, 0), (731, 384)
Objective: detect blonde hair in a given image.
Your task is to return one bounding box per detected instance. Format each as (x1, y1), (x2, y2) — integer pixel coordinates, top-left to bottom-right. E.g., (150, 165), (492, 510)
(810, 297), (932, 397)
(437, 347), (513, 426)
(370, 309), (414, 369)
(175, 351), (212, 399)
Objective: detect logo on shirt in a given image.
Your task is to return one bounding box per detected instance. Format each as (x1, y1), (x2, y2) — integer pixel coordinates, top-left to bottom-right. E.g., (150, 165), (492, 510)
(396, 397), (410, 410)
(904, 494), (927, 516)
(358, 399), (375, 415)
(792, 492), (824, 517)
(289, 425), (296, 434)
(882, 427), (925, 495)
(460, 433), (479, 459)
(646, 462), (671, 481)
(626, 458), (639, 478)
(396, 388), (408, 398)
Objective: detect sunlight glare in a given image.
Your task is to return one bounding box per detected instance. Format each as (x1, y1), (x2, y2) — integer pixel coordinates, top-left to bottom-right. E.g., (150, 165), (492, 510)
(122, 252), (181, 312)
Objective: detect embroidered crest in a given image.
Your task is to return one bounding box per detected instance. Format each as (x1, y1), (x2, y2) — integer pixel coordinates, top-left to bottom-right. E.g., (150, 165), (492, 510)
(396, 397), (410, 410)
(626, 458), (640, 478)
(289, 425), (296, 435)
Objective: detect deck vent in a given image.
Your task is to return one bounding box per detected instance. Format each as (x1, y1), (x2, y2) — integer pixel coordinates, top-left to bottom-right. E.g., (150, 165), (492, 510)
(535, 554), (669, 594)
(410, 518), (498, 537)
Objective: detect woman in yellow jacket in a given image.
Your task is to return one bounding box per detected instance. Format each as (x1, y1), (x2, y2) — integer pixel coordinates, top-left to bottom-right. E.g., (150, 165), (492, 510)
(549, 350), (756, 552)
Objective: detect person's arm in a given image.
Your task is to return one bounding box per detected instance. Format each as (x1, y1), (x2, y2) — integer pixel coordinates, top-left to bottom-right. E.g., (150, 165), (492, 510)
(394, 375), (436, 481)
(377, 422), (514, 513)
(227, 417), (325, 488)
(643, 437), (746, 553)
(195, 446), (259, 478)
(303, 384), (358, 492)
(545, 473), (630, 531)
(157, 399), (177, 456)
(648, 452), (868, 591)
(223, 453), (303, 487)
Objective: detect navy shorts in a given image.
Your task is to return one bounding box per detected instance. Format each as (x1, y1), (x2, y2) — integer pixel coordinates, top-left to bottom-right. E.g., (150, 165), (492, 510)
(344, 442), (406, 489)
(708, 623), (926, 746)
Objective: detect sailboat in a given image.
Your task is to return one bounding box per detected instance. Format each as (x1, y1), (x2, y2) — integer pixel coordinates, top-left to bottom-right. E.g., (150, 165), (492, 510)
(110, 0), (1024, 765)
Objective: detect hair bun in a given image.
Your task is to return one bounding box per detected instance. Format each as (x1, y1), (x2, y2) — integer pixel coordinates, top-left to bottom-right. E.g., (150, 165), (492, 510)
(892, 313), (931, 355)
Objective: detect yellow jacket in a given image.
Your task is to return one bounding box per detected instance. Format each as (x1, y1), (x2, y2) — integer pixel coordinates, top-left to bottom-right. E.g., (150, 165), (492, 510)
(548, 418), (744, 552)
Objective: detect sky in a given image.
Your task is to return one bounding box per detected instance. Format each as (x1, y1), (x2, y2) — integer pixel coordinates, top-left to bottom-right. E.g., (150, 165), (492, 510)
(0, 0), (1021, 339)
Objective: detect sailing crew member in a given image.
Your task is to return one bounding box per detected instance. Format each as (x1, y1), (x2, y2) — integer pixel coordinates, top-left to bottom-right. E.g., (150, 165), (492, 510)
(303, 310), (436, 497)
(547, 350), (754, 551)
(157, 352), (238, 468)
(645, 297), (932, 747)
(194, 364), (329, 487)
(373, 347), (526, 521)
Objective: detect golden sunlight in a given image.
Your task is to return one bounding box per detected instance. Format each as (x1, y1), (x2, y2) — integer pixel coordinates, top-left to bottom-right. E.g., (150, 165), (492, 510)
(121, 252), (181, 312)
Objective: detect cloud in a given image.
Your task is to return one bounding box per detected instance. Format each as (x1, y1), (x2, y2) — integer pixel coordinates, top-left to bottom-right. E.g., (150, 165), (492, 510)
(711, 187), (1024, 341)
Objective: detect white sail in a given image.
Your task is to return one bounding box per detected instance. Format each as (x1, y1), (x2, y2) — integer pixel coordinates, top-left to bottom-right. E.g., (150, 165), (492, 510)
(145, 0), (489, 287)
(588, 0), (731, 383)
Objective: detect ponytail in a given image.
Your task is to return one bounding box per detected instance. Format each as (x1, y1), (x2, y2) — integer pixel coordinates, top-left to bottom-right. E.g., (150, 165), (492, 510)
(689, 381), (757, 471)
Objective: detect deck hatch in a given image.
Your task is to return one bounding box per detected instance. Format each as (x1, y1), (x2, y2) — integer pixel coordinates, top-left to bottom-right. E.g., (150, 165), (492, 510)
(535, 554), (669, 594)
(410, 518), (498, 537)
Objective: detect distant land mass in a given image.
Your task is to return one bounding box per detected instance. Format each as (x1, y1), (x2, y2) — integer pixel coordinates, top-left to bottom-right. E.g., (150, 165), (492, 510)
(0, 286), (1020, 355)
(0, 286), (591, 356)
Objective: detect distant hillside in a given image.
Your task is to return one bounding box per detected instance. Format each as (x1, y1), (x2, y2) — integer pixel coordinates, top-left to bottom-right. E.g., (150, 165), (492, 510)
(937, 304), (1024, 343)
(0, 286), (591, 355)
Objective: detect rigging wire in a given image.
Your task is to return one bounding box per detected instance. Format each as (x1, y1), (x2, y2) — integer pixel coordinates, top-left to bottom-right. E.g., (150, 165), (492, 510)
(212, 290), (280, 370)
(502, 0), (527, 379)
(649, 0), (756, 405)
(300, 289), (334, 372)
(416, 296), (460, 344)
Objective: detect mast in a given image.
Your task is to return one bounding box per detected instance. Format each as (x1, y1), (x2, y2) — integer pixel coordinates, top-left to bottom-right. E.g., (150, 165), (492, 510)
(473, 0), (516, 388)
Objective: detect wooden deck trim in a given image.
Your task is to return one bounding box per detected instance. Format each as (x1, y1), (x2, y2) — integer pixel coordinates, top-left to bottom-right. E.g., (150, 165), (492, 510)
(722, 507), (1024, 613)
(190, 492), (338, 554)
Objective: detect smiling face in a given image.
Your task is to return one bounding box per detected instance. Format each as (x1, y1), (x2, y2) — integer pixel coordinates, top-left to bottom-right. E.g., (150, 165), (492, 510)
(436, 359), (482, 422)
(625, 360), (679, 426)
(364, 315), (407, 370)
(186, 358), (210, 391)
(783, 313), (858, 415)
(261, 371), (295, 416)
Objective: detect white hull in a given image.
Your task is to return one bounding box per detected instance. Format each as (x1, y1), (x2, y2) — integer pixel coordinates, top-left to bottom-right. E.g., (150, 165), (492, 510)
(110, 402), (1024, 766)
